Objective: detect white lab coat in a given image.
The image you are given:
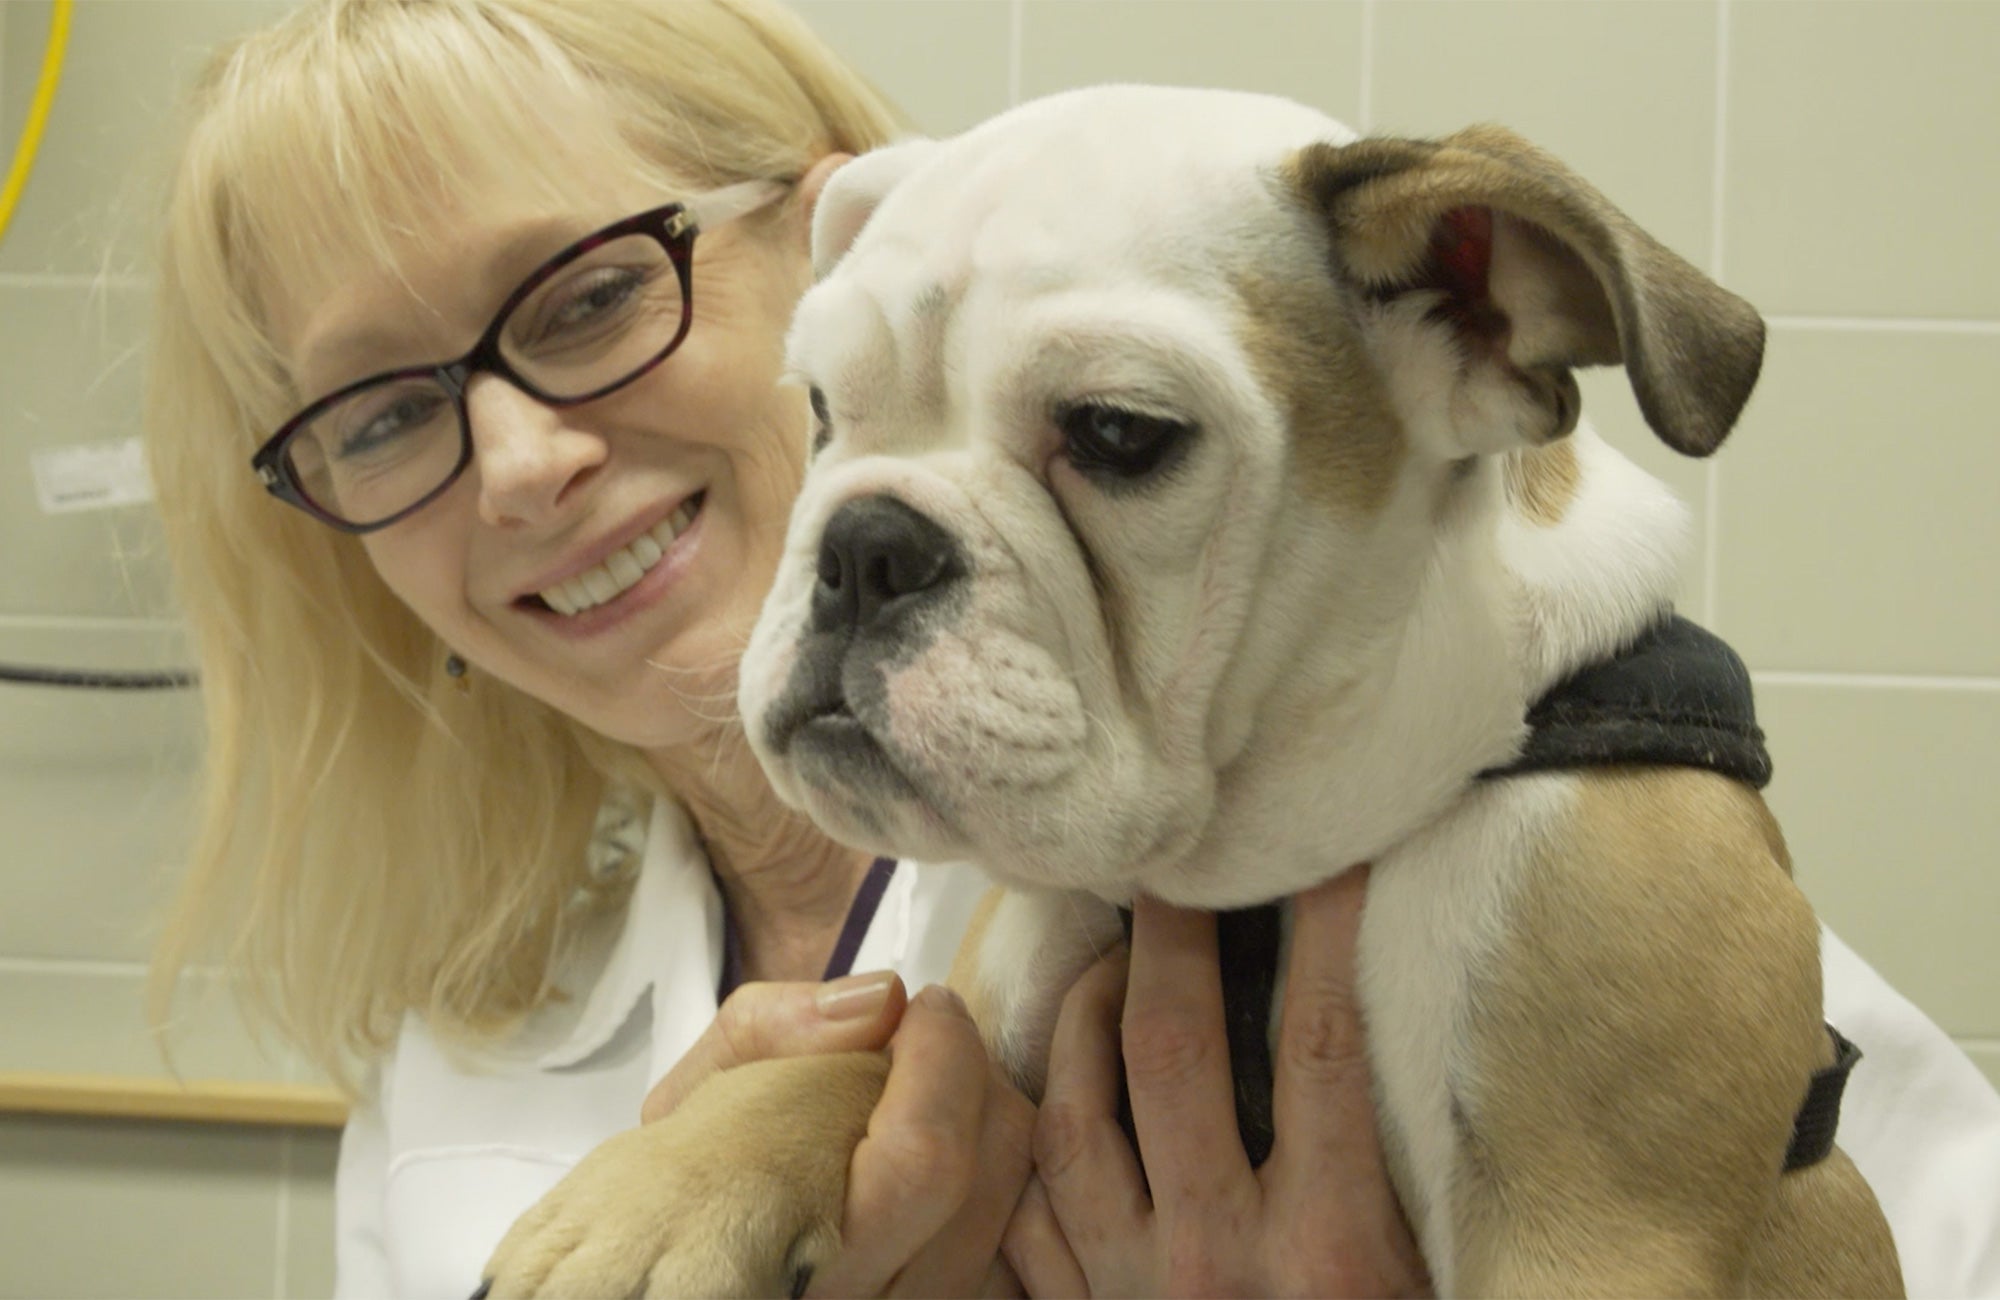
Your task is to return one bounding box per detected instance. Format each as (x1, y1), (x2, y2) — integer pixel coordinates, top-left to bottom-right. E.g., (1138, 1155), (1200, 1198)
(334, 798), (2000, 1298)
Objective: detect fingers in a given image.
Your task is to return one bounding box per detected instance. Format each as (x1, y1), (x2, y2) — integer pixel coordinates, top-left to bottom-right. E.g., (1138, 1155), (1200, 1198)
(887, 1059), (1036, 1297)
(1122, 895), (1253, 1204)
(1268, 867), (1377, 1182)
(1266, 866), (1432, 1295)
(979, 1254), (1028, 1300)
(1002, 1176), (1090, 1300)
(807, 984), (993, 1297)
(1033, 946), (1150, 1284)
(641, 971), (905, 1122)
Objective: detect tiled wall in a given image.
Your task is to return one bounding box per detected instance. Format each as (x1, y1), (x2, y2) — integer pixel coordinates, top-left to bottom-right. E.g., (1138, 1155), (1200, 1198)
(1, 2), (1994, 1297)
(1, 3), (336, 1293)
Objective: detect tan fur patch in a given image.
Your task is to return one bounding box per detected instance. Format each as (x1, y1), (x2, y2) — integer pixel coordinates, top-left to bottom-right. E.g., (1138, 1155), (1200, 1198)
(1450, 770), (1901, 1296)
(1502, 439), (1581, 527)
(1231, 264), (1406, 516)
(482, 1051), (888, 1296)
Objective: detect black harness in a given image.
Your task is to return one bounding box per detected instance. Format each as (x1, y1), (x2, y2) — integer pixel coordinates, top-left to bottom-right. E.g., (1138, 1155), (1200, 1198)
(1117, 615), (1857, 1176)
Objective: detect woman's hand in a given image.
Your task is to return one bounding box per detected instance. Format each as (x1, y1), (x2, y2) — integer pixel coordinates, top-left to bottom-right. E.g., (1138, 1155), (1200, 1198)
(644, 974), (1034, 1297)
(1005, 867), (1431, 1297)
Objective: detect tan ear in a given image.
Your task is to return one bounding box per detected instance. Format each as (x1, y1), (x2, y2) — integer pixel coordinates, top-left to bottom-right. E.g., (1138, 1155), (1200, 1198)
(1293, 125), (1764, 458)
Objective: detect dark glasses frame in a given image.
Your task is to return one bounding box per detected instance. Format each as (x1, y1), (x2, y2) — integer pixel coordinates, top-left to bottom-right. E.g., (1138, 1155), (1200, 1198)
(250, 178), (785, 534)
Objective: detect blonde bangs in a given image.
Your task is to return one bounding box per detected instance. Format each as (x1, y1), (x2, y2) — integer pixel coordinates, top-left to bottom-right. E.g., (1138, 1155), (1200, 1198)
(182, 0), (903, 412)
(146, 0), (903, 1089)
(178, 10), (635, 419)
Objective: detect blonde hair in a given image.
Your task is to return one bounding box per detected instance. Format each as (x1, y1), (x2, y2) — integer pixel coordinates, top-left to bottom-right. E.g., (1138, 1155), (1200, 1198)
(145, 0), (904, 1091)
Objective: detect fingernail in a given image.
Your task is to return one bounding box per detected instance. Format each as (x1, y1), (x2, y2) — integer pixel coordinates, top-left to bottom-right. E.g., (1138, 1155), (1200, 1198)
(914, 982), (970, 1019)
(815, 969), (898, 1019)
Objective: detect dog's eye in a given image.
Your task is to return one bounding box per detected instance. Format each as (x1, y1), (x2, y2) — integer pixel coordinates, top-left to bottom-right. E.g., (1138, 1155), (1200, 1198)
(808, 386), (832, 457)
(1058, 403), (1193, 479)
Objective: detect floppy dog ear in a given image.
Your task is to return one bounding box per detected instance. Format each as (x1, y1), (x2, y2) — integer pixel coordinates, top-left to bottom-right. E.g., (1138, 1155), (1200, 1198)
(811, 137), (941, 277)
(1295, 125), (1764, 458)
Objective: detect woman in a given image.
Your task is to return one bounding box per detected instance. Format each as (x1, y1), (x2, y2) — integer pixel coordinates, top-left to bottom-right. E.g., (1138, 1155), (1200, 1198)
(144, 1), (1998, 1297)
(144, 1), (1424, 1294)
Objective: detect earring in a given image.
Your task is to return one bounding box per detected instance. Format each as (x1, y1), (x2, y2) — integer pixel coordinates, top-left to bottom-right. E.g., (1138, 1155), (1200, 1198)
(444, 652), (470, 693)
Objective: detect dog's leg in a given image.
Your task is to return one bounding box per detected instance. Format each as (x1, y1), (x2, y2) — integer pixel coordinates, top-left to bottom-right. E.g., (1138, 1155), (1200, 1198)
(1444, 770), (1902, 1298)
(1742, 1145), (1903, 1299)
(479, 884), (1115, 1299)
(948, 884), (1126, 1098)
(481, 1050), (886, 1299)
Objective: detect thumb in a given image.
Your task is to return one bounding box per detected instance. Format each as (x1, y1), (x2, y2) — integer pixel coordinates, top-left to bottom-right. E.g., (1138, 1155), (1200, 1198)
(640, 970), (906, 1123)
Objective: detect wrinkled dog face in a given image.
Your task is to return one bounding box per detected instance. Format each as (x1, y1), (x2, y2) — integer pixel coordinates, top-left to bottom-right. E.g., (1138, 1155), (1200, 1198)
(739, 85), (1761, 900)
(739, 89), (1412, 898)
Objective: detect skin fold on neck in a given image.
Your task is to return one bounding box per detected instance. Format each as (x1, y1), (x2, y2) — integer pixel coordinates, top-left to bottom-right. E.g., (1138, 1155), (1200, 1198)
(648, 735), (874, 985)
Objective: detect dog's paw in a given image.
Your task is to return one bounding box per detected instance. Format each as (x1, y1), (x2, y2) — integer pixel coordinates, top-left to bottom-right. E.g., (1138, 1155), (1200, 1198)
(479, 1051), (888, 1298)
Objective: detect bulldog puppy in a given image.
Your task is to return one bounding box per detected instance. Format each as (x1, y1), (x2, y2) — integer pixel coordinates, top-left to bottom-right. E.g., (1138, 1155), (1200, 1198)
(484, 86), (1903, 1297)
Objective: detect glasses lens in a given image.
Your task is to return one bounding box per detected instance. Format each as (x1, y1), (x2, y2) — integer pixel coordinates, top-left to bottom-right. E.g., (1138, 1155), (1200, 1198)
(286, 376), (464, 527)
(499, 233), (686, 399)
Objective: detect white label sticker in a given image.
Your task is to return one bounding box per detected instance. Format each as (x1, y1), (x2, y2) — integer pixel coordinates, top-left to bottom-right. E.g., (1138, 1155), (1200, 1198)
(30, 438), (154, 514)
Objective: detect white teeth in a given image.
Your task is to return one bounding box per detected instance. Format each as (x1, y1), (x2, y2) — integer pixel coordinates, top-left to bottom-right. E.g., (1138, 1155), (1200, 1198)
(538, 496), (701, 616)
(605, 550), (645, 589)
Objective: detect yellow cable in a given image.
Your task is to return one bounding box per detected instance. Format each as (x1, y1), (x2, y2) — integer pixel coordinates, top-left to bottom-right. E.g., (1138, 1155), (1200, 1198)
(0, 0), (74, 249)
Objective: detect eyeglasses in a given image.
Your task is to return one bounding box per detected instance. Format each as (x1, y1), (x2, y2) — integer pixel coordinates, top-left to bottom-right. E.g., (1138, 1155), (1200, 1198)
(251, 179), (786, 533)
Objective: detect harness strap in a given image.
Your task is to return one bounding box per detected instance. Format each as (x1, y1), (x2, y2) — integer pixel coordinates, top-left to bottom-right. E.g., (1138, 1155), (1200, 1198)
(1786, 1026), (1862, 1172)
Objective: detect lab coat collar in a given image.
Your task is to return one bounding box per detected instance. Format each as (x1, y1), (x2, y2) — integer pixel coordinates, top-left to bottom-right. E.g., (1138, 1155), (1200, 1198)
(451, 799), (708, 1073)
(528, 797), (716, 1070)
(518, 798), (920, 1074)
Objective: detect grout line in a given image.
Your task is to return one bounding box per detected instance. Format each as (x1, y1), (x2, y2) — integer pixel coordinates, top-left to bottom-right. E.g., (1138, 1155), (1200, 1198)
(0, 957), (228, 979)
(1701, 0), (1729, 628)
(275, 1130), (295, 1300)
(1357, 0), (1377, 133)
(1007, 0), (1023, 107)
(0, 956), (151, 978)
(0, 272), (150, 291)
(1752, 671), (2000, 693)
(0, 614), (185, 633)
(1766, 315), (2000, 335)
(1710, 0), (1731, 285)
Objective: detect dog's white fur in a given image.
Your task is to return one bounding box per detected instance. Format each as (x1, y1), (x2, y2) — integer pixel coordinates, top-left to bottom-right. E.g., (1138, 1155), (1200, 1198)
(746, 92), (1692, 910)
(484, 87), (1902, 1298)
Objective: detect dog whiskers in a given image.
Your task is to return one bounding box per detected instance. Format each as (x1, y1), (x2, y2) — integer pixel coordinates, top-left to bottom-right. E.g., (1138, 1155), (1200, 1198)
(642, 654), (742, 727)
(1064, 891), (1117, 965)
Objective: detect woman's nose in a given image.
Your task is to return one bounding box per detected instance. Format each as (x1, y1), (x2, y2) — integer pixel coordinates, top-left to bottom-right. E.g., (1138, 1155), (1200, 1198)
(464, 375), (607, 527)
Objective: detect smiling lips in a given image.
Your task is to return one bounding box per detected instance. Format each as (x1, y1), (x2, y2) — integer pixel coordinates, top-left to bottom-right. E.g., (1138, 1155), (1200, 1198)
(536, 494), (703, 616)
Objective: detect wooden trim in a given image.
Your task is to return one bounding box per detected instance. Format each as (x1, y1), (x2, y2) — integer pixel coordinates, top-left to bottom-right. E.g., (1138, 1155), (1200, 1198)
(0, 1072), (347, 1129)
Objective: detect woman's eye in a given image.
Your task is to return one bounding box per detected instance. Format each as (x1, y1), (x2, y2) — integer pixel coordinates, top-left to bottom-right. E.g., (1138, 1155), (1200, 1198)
(531, 266), (649, 342)
(1057, 403), (1194, 478)
(339, 391), (449, 460)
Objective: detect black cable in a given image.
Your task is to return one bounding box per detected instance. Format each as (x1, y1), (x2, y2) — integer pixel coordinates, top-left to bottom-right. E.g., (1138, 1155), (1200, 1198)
(0, 664), (199, 690)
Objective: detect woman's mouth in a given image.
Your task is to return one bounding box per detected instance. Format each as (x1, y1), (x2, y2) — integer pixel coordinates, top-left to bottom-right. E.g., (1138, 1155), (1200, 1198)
(524, 492), (705, 617)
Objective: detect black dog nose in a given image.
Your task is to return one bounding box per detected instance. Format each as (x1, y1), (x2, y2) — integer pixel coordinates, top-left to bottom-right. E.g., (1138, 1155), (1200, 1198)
(812, 495), (964, 635)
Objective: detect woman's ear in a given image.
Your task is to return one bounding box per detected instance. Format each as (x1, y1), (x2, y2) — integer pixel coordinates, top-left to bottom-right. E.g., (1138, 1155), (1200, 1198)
(794, 152), (854, 248)
(806, 138), (940, 277)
